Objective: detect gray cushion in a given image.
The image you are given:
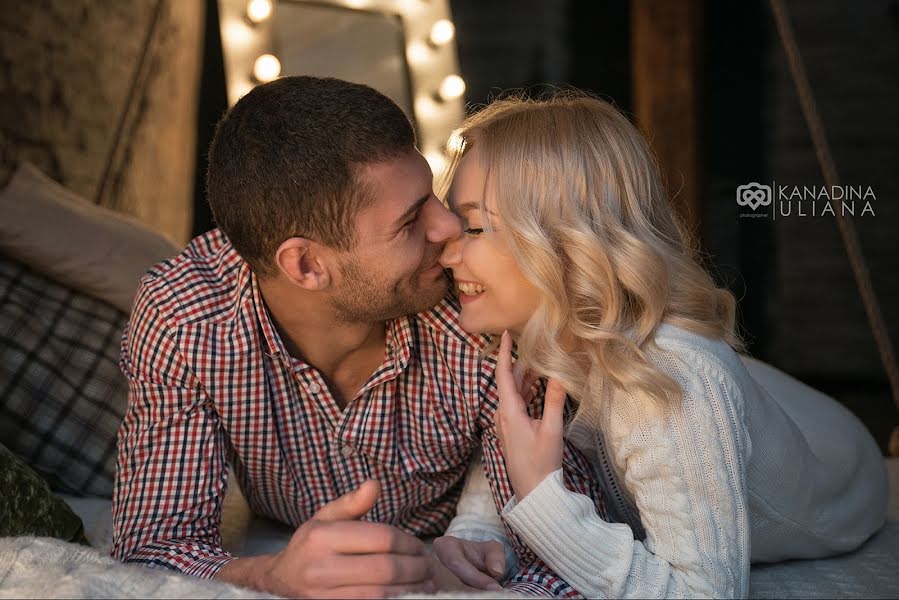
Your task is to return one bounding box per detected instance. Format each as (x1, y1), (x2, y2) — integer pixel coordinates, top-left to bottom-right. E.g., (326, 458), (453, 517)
(0, 254), (127, 497)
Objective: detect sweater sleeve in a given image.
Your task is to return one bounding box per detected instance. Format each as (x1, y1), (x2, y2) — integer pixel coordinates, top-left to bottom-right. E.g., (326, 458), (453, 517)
(502, 351), (752, 599)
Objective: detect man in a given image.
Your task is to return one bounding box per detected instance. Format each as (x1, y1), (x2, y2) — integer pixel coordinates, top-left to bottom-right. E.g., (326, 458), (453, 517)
(112, 76), (605, 598)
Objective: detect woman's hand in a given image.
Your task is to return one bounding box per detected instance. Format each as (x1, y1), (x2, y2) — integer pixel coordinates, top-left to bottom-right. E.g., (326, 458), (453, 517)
(431, 536), (505, 591)
(494, 330), (565, 499)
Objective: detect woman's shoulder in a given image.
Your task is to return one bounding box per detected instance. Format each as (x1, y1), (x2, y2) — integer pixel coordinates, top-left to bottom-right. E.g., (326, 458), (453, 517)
(648, 323), (749, 387)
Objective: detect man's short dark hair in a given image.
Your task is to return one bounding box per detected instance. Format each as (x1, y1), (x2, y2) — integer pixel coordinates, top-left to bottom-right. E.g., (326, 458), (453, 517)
(206, 76), (416, 276)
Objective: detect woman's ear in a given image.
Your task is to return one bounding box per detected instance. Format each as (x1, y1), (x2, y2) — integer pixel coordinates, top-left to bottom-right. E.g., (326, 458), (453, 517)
(275, 237), (332, 290)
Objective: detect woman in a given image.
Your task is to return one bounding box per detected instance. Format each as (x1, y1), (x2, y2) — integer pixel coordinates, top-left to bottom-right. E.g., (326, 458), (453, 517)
(436, 93), (888, 598)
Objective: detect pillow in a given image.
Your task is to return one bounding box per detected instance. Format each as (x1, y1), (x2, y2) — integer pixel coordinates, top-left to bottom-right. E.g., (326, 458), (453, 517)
(0, 162), (180, 313)
(0, 442), (89, 543)
(0, 255), (128, 497)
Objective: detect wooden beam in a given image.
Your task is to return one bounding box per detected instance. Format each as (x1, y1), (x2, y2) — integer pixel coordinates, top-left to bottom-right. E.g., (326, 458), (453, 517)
(631, 0), (703, 245)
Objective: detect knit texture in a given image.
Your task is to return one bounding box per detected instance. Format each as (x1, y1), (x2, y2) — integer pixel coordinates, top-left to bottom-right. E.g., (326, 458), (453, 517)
(451, 324), (889, 598)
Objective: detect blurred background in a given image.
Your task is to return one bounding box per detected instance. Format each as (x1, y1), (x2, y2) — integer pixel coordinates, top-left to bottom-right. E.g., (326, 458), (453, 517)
(1, 0), (897, 453)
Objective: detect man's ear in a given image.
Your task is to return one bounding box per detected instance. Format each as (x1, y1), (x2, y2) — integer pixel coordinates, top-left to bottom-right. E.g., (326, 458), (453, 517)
(275, 237), (332, 290)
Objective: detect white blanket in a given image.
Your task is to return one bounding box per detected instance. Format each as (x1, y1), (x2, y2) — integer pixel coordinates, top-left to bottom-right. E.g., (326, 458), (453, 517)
(0, 537), (272, 599)
(0, 537), (522, 599)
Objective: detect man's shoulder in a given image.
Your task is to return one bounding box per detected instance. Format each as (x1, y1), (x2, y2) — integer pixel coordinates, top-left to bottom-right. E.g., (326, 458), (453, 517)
(136, 229), (249, 326)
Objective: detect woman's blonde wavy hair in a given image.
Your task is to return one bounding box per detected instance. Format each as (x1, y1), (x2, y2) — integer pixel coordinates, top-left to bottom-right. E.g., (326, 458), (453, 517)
(441, 91), (743, 413)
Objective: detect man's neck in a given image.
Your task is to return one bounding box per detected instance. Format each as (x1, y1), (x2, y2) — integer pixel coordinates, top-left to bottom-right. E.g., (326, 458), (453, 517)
(258, 277), (386, 406)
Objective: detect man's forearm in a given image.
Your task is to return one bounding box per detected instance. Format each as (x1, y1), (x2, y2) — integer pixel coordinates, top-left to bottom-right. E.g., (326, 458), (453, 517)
(215, 554), (279, 595)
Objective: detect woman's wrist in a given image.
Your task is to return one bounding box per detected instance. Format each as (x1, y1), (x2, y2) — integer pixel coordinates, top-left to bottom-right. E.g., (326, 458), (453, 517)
(513, 467), (559, 499)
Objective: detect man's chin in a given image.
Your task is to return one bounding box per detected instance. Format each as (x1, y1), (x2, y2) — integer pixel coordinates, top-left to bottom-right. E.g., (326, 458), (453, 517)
(407, 275), (449, 313)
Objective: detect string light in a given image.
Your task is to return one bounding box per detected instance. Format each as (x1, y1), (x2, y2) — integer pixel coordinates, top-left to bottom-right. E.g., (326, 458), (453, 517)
(437, 74), (465, 101)
(246, 0), (272, 24)
(220, 0), (467, 167)
(253, 54), (281, 82)
(429, 19), (455, 46)
(223, 20), (253, 48)
(406, 41), (430, 65)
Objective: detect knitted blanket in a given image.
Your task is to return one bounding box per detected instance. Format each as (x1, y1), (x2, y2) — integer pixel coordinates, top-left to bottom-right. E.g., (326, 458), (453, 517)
(0, 537), (522, 599)
(0, 537), (273, 599)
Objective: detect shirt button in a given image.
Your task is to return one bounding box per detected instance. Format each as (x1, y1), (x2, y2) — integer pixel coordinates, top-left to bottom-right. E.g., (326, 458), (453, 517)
(340, 444), (354, 458)
(308, 382), (321, 394)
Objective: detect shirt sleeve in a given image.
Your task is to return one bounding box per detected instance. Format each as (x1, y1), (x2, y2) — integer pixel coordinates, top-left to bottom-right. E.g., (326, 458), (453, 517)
(111, 281), (234, 578)
(501, 352), (752, 598)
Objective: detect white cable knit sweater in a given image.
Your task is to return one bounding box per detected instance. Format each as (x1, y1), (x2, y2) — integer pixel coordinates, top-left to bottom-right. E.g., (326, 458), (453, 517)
(446, 324), (889, 598)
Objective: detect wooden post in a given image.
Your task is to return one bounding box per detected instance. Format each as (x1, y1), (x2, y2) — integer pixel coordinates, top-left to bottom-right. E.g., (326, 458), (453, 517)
(631, 0), (703, 245)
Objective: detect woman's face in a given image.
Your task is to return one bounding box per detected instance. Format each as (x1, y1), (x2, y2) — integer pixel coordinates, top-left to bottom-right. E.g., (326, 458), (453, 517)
(439, 147), (542, 336)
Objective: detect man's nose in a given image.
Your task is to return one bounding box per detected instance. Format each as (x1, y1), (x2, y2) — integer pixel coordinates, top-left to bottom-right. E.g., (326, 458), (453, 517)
(439, 234), (463, 268)
(425, 197), (463, 244)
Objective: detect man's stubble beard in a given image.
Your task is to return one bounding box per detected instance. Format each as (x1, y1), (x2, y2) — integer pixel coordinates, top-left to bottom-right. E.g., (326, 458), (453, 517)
(330, 255), (448, 323)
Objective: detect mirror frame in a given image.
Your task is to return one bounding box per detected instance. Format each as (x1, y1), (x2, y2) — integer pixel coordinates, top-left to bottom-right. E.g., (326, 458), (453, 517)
(218, 0), (466, 179)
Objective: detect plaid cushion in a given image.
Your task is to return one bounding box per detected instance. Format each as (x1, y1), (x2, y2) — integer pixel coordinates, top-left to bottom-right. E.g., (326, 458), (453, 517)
(0, 254), (128, 497)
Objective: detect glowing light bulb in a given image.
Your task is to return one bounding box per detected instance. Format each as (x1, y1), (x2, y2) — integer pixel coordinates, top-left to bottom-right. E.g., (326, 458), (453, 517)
(246, 0), (272, 24)
(437, 75), (465, 101)
(253, 54), (281, 83)
(429, 20), (455, 46)
(406, 41), (430, 65)
(415, 95), (439, 120)
(224, 20), (253, 48)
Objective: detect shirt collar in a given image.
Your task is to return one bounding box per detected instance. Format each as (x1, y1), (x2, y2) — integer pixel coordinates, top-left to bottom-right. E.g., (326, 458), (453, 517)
(250, 267), (415, 376)
(249, 268), (292, 361)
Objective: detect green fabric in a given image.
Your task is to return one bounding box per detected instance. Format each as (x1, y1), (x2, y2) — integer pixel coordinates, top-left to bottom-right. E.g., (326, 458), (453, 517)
(0, 443), (88, 544)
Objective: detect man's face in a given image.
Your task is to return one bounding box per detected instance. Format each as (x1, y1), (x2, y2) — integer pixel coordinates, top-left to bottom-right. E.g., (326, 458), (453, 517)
(329, 150), (463, 322)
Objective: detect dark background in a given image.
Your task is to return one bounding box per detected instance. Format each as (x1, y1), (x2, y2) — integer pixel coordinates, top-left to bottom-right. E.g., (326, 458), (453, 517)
(193, 0), (899, 453)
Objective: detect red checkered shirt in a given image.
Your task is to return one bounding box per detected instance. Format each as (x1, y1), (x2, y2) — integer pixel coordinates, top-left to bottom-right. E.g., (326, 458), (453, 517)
(112, 229), (607, 597)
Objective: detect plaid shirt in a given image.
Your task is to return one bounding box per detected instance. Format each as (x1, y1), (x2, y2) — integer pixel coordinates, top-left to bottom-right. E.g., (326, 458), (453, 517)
(112, 229), (607, 597)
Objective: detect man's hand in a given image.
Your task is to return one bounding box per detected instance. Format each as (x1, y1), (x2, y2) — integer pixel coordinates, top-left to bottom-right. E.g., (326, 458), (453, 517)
(494, 330), (565, 499)
(432, 536), (505, 591)
(218, 480), (437, 598)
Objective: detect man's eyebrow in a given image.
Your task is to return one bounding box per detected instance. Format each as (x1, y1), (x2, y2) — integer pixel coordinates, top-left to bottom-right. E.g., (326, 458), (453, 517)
(394, 193), (430, 228)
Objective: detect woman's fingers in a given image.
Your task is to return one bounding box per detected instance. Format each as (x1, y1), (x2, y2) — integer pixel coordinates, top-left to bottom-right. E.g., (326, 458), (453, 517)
(542, 378), (567, 434)
(496, 331), (527, 418)
(512, 360), (526, 390)
(432, 537), (503, 590)
(521, 370), (540, 405)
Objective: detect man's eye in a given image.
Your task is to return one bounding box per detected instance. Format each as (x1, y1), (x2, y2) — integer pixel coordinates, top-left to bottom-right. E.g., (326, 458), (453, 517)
(464, 227), (484, 236)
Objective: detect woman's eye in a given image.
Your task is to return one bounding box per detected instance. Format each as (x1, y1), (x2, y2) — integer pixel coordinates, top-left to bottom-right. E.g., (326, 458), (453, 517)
(464, 227), (484, 236)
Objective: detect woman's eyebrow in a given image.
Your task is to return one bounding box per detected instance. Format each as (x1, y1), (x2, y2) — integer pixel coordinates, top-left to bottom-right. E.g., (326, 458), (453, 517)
(455, 200), (479, 213)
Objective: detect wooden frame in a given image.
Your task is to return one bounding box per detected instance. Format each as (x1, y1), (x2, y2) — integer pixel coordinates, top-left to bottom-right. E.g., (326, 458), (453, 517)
(631, 0), (703, 243)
